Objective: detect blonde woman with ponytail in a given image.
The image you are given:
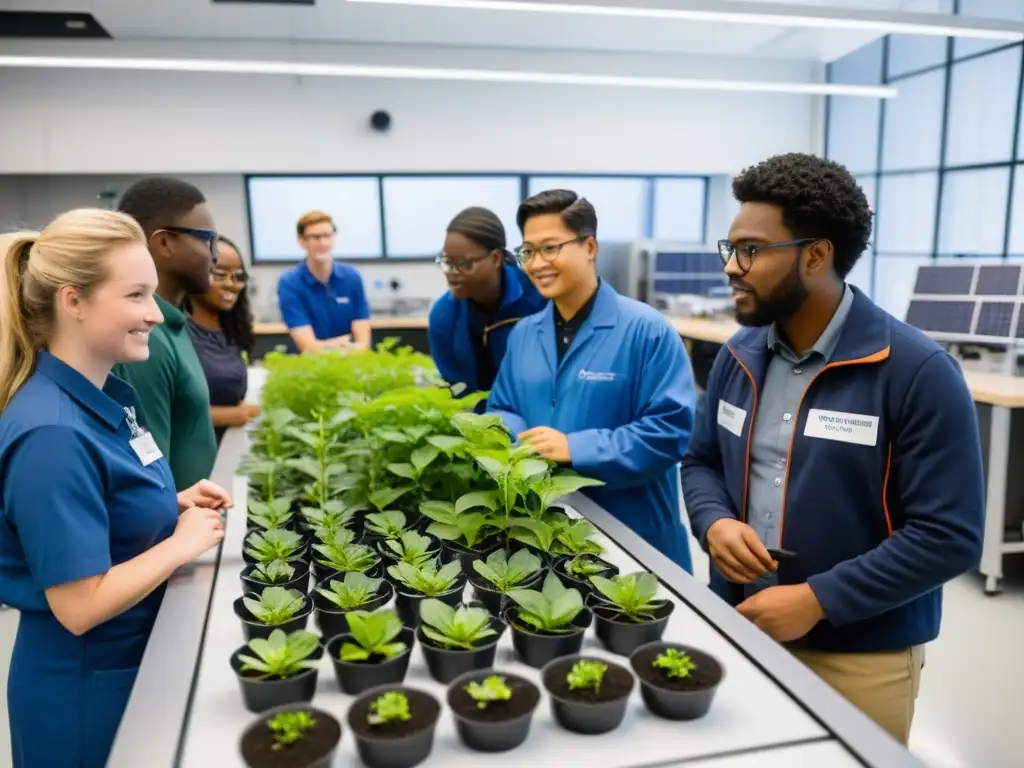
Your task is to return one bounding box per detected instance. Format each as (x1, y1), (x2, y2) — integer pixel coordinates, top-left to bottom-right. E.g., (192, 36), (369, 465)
(0, 209), (230, 768)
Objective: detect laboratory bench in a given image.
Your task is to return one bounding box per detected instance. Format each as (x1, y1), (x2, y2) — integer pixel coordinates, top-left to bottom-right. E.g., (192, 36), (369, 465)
(252, 317), (429, 359)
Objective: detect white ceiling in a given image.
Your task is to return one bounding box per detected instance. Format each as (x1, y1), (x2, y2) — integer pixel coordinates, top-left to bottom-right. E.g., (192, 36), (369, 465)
(0, 0), (983, 61)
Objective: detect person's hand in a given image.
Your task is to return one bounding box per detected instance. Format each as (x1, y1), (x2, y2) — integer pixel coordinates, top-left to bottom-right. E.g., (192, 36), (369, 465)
(518, 427), (571, 463)
(706, 518), (777, 583)
(239, 402), (261, 423)
(736, 584), (824, 643)
(326, 334), (352, 350)
(177, 479), (232, 512)
(171, 506), (225, 562)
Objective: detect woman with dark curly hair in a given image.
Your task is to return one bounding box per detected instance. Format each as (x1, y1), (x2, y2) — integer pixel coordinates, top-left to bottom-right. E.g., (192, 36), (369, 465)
(186, 234), (259, 442)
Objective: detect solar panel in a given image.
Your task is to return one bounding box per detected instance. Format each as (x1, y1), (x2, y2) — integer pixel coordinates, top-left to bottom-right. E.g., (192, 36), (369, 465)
(906, 300), (976, 334)
(974, 265), (1021, 296)
(653, 252), (722, 274)
(974, 302), (1016, 338)
(913, 265), (974, 295)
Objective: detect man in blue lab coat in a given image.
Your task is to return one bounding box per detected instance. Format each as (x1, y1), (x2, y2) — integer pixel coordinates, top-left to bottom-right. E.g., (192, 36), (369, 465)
(487, 189), (696, 572)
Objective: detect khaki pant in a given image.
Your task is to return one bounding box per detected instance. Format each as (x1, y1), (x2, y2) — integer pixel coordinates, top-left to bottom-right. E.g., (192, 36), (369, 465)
(794, 646), (924, 745)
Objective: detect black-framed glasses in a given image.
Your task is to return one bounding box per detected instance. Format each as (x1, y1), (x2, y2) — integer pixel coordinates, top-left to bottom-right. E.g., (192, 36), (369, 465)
(514, 237), (583, 267)
(435, 252), (490, 275)
(717, 238), (819, 274)
(156, 226), (219, 263)
(210, 266), (248, 285)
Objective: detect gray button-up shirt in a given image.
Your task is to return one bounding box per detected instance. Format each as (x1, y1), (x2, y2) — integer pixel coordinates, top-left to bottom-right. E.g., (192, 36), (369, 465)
(744, 286), (855, 596)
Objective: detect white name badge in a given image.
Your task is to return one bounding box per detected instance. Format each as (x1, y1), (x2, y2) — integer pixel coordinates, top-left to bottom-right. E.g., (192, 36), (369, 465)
(717, 400), (747, 438)
(130, 432), (164, 466)
(804, 408), (879, 447)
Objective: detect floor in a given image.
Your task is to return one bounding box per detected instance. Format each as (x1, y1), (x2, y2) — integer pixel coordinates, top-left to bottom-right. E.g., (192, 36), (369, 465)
(0, 526), (1022, 768)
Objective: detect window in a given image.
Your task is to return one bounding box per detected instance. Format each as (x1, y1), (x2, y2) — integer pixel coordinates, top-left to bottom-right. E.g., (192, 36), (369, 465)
(651, 179), (705, 242)
(382, 176), (521, 258)
(827, 97), (881, 174)
(954, 0), (1024, 59)
(938, 168), (1011, 256)
(875, 173), (939, 254)
(874, 255), (933, 319)
(887, 36), (947, 80)
(247, 176), (382, 262)
(830, 38), (884, 85)
(881, 69), (946, 171)
(944, 46), (1022, 167)
(1009, 170), (1024, 257)
(528, 176), (648, 241)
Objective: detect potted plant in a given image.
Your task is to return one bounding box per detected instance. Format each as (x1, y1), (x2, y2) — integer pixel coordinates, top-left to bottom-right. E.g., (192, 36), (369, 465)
(235, 586), (313, 641)
(468, 548), (544, 616)
(416, 600), (505, 684)
(541, 656), (634, 735)
(386, 560), (465, 629)
(586, 571), (675, 656)
(301, 500), (359, 544)
(446, 671), (540, 753)
(419, 501), (501, 571)
(313, 571), (393, 640)
(240, 559), (310, 598)
(244, 528), (308, 566)
(347, 687), (441, 768)
(378, 530), (441, 568)
(239, 704), (342, 768)
(230, 629), (324, 713)
(311, 528), (381, 583)
(629, 643), (725, 720)
(247, 498), (297, 532)
(363, 510), (413, 547)
(325, 608), (414, 695)
(554, 554), (618, 598)
(503, 572), (592, 668)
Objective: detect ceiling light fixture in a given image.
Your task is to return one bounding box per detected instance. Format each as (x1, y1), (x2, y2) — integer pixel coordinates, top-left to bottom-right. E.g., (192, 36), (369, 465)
(343, 0), (1024, 41)
(0, 55), (896, 97)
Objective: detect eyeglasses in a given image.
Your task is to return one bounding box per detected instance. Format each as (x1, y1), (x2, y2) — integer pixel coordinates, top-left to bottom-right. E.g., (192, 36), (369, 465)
(210, 266), (248, 285)
(435, 252), (491, 275)
(156, 226), (219, 263)
(717, 238), (819, 275)
(515, 237), (583, 267)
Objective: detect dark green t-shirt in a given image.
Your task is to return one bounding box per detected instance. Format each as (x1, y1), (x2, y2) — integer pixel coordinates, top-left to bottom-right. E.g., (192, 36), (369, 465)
(113, 295), (217, 491)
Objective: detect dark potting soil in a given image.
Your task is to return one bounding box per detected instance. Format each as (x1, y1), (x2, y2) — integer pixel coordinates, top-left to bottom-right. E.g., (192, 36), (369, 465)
(543, 658), (633, 705)
(632, 645), (722, 692)
(349, 688), (440, 740)
(240, 713), (341, 768)
(448, 676), (539, 723)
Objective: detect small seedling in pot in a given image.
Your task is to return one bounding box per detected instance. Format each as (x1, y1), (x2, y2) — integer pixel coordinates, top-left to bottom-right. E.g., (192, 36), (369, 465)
(464, 675), (512, 710)
(554, 519), (604, 558)
(237, 629), (320, 680)
(472, 549), (542, 592)
(243, 586), (307, 625)
(506, 572), (584, 634)
(367, 691), (412, 726)
(246, 528), (305, 563)
(301, 500), (358, 541)
(247, 559), (297, 585)
(248, 498), (295, 531)
(381, 530), (438, 567)
(365, 511), (408, 540)
(388, 560), (462, 596)
(340, 609), (408, 663)
(590, 572), (661, 622)
(316, 572), (383, 611)
(653, 648), (696, 679)
(313, 528), (379, 573)
(267, 710), (316, 750)
(565, 556), (609, 579)
(567, 659), (608, 694)
(418, 600), (496, 650)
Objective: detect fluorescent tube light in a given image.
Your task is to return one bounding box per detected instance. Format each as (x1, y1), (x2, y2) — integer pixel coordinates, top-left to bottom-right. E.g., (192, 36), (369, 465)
(343, 0), (1024, 41)
(0, 55), (896, 97)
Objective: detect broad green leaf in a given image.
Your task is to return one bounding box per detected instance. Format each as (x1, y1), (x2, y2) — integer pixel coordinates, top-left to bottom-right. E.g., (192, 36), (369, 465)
(418, 500), (455, 522)
(377, 429), (411, 443)
(287, 456), (322, 480)
(369, 485), (415, 511)
(513, 458), (551, 483)
(456, 490), (499, 515)
(404, 425), (432, 442)
(472, 455), (506, 482)
(426, 522), (461, 542)
(539, 473), (605, 507)
(387, 463), (416, 480)
(550, 587), (584, 626)
(411, 445), (440, 472)
(340, 643), (370, 662)
(418, 598), (455, 630)
(427, 435), (468, 454)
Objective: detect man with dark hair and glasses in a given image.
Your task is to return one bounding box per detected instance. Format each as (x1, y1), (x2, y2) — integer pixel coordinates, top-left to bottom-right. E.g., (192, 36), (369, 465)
(680, 153), (984, 744)
(113, 175), (219, 490)
(487, 189), (697, 572)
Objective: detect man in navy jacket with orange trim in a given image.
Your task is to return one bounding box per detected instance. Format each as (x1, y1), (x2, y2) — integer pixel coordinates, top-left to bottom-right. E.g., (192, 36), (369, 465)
(680, 153), (984, 746)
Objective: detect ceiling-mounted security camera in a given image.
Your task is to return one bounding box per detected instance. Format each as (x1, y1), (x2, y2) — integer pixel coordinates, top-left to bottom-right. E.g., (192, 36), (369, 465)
(370, 110), (392, 133)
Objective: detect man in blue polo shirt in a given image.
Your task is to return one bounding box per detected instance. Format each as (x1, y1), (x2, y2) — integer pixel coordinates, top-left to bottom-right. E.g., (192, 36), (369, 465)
(276, 210), (371, 353)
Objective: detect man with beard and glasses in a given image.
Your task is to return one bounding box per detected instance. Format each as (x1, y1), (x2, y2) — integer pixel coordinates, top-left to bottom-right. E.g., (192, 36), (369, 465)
(679, 153), (984, 745)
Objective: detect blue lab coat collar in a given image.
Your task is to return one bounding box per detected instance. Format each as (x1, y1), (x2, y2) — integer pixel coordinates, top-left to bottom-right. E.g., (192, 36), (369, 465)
(535, 279), (619, 374)
(35, 349), (130, 432)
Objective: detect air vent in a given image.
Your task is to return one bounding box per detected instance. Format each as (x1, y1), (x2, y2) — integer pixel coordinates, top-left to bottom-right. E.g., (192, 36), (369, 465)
(0, 11), (111, 39)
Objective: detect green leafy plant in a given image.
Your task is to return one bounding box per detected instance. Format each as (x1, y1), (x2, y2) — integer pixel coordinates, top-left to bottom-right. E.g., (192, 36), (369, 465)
(238, 408), (300, 500)
(340, 609), (408, 663)
(387, 560), (463, 596)
(506, 572), (584, 634)
(381, 530), (439, 567)
(418, 600), (496, 650)
(508, 517), (560, 556)
(567, 659), (607, 694)
(464, 675), (512, 709)
(242, 586), (307, 626)
(653, 648), (696, 679)
(419, 501), (495, 550)
(554, 518), (604, 558)
(313, 528), (379, 574)
(267, 710), (316, 750)
(247, 559), (297, 585)
(237, 629), (320, 680)
(472, 549), (542, 592)
(365, 511), (408, 539)
(247, 498), (295, 531)
(315, 571), (384, 611)
(245, 528), (305, 564)
(367, 691), (412, 726)
(565, 556), (611, 579)
(525, 471), (605, 519)
(590, 571), (662, 622)
(301, 500), (359, 541)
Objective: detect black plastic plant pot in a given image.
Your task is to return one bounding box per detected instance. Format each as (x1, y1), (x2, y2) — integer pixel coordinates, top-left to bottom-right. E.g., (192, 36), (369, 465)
(541, 655), (634, 735)
(348, 685), (440, 768)
(440, 537), (503, 574)
(393, 579), (466, 629)
(416, 616), (506, 684)
(239, 703), (342, 768)
(502, 606), (592, 669)
(311, 559), (384, 586)
(629, 642), (725, 721)
(230, 643), (324, 714)
(586, 594), (675, 657)
(313, 577), (394, 642)
(553, 555), (619, 599)
(467, 568), (545, 617)
(446, 669), (540, 753)
(240, 562), (311, 598)
(325, 628), (415, 695)
(234, 596), (313, 642)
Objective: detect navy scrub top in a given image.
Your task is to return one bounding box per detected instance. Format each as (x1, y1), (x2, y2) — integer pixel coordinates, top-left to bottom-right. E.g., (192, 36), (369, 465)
(187, 318), (248, 444)
(0, 350), (179, 768)
(276, 260), (370, 340)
